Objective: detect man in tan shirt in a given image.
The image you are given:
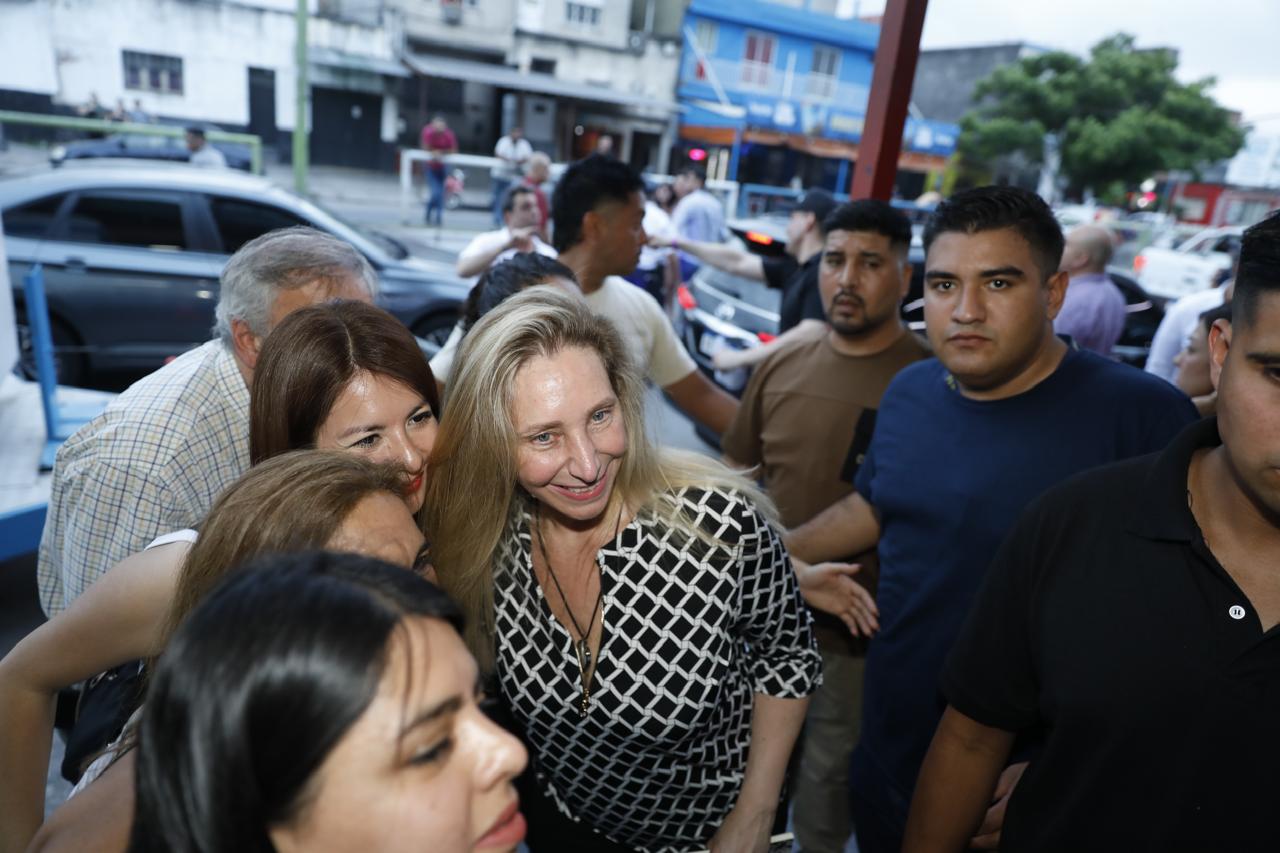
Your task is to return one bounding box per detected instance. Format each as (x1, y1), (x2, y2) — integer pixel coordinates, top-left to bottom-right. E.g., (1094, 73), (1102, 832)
(723, 201), (928, 853)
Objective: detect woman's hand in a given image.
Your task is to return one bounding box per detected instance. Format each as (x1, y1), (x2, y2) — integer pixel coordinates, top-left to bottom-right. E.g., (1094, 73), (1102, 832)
(707, 803), (774, 853)
(794, 560), (879, 637)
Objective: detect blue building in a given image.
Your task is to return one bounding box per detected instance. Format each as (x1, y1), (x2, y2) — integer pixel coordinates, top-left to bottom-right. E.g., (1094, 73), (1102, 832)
(677, 0), (959, 199)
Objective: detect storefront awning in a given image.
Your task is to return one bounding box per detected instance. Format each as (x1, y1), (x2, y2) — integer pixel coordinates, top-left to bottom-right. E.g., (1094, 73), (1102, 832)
(403, 53), (680, 114)
(311, 48), (409, 78)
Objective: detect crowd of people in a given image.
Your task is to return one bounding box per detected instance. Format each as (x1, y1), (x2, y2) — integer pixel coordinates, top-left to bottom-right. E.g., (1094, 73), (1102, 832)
(1, 144), (1278, 853)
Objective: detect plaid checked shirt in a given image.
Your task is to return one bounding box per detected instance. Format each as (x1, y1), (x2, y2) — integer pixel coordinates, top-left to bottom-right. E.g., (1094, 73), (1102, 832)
(37, 341), (250, 615)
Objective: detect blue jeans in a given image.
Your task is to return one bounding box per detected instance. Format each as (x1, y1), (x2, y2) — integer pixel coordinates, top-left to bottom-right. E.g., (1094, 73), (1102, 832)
(425, 168), (446, 225)
(491, 176), (512, 225)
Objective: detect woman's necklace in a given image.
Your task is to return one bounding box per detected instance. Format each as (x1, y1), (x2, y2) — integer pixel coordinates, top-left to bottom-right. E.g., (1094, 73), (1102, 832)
(534, 504), (621, 717)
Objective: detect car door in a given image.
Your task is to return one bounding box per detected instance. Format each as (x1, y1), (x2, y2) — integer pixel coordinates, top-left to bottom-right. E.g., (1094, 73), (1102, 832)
(40, 188), (224, 373)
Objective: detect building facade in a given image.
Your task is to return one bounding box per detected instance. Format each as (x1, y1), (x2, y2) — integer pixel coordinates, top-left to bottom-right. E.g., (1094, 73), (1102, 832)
(380, 0), (682, 171)
(0, 0), (407, 169)
(676, 0), (958, 199)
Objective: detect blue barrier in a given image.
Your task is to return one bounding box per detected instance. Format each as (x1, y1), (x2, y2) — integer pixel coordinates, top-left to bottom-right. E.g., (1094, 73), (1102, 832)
(22, 264), (105, 468)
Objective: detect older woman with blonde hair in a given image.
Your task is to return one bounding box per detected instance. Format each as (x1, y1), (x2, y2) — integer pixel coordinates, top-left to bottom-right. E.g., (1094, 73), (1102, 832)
(425, 289), (820, 853)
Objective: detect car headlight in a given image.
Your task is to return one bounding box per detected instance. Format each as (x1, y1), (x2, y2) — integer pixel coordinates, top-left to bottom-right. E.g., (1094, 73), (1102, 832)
(50, 145), (66, 163)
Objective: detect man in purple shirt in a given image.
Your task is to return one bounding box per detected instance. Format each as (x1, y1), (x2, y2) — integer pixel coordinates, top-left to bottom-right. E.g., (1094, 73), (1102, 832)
(1053, 225), (1127, 355)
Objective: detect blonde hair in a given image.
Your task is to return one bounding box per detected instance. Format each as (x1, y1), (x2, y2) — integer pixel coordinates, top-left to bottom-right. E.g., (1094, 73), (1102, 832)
(424, 288), (773, 669)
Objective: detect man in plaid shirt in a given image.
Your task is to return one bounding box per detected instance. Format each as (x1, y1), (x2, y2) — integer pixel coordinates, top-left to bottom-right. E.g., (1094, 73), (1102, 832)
(36, 227), (376, 615)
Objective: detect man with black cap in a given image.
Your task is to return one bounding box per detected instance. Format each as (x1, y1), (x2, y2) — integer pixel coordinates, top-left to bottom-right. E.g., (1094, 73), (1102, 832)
(654, 188), (837, 347)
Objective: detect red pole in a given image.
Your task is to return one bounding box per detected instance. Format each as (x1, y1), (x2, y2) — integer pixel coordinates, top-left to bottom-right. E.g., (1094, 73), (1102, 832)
(850, 0), (929, 201)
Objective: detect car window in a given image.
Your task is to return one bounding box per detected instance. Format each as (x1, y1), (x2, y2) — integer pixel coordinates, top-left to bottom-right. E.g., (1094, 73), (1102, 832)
(2, 193), (67, 239)
(1211, 235), (1239, 255)
(63, 193), (188, 249)
(209, 196), (309, 254)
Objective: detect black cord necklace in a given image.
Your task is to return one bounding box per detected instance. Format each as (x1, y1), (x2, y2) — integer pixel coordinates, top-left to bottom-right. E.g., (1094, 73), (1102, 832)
(534, 503), (621, 717)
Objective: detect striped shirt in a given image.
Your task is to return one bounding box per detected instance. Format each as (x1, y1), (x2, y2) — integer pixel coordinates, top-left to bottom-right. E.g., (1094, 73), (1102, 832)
(37, 341), (250, 615)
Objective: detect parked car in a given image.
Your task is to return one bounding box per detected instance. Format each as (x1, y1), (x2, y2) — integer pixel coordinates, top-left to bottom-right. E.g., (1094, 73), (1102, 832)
(1132, 225), (1242, 302)
(49, 121), (254, 172)
(1, 164), (467, 386)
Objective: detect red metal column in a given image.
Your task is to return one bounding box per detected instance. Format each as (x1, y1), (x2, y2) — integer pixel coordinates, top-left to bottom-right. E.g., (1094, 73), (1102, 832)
(850, 0), (930, 201)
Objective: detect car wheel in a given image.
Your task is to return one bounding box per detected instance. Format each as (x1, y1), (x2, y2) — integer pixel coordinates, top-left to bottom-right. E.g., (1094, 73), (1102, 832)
(16, 311), (87, 387)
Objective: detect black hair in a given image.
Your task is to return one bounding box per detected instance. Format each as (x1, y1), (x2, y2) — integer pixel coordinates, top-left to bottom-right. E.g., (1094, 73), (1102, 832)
(923, 186), (1065, 281)
(1231, 211), (1280, 328)
(1200, 301), (1233, 336)
(501, 184), (537, 215)
(822, 200), (913, 253)
(129, 552), (462, 853)
(677, 164), (707, 184)
(461, 253), (578, 331)
(551, 154), (644, 253)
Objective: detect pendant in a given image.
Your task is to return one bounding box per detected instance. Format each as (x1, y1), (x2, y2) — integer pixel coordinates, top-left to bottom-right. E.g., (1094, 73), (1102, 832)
(578, 638), (592, 672)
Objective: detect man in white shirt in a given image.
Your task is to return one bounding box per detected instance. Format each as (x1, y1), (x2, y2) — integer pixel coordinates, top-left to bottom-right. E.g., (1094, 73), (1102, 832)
(185, 127), (227, 169)
(37, 228), (375, 614)
(671, 164), (726, 280)
(553, 154), (739, 435)
(491, 126), (533, 225)
(455, 185), (557, 278)
(1145, 279), (1232, 383)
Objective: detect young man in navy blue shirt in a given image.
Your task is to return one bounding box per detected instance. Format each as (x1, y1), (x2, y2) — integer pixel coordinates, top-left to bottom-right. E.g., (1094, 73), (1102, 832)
(786, 186), (1198, 853)
(905, 210), (1280, 853)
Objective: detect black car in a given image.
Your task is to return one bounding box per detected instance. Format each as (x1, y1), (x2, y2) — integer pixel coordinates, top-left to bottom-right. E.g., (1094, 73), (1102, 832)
(2, 165), (467, 386)
(50, 123), (253, 171)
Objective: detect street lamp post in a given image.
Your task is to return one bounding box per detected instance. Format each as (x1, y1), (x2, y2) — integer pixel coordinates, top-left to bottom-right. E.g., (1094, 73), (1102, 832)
(293, 0), (309, 195)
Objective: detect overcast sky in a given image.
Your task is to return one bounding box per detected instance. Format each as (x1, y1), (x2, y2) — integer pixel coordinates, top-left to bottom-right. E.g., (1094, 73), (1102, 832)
(845, 0), (1280, 126)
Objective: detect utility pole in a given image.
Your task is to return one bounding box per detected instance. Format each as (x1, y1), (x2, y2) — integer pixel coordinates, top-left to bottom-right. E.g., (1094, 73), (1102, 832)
(849, 0), (928, 201)
(293, 0), (309, 195)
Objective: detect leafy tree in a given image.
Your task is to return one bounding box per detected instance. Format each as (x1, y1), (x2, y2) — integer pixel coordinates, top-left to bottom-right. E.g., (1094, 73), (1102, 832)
(958, 34), (1245, 201)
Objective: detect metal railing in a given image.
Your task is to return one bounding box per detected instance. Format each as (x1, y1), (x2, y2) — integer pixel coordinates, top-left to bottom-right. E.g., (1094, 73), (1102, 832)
(0, 111), (264, 174)
(396, 149), (739, 226)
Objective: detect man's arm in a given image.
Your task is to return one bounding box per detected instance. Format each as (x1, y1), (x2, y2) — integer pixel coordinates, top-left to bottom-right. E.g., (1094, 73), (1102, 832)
(902, 707), (1016, 853)
(455, 229), (533, 278)
(785, 490), (880, 564)
(663, 369), (739, 436)
(656, 235), (765, 282)
(713, 319), (825, 371)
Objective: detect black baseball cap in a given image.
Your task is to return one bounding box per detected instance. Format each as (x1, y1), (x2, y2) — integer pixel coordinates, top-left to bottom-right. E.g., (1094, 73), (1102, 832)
(794, 188), (837, 221)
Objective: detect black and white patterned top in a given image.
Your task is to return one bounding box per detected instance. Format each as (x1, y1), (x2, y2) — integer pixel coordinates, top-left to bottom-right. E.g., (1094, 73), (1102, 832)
(495, 486), (821, 852)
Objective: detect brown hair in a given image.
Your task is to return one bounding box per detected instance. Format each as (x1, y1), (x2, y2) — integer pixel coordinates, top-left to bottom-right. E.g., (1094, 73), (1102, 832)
(249, 301), (440, 465)
(160, 450), (406, 649)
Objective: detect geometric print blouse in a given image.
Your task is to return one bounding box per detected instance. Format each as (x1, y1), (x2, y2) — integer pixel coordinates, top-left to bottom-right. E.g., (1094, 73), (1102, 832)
(495, 486), (821, 852)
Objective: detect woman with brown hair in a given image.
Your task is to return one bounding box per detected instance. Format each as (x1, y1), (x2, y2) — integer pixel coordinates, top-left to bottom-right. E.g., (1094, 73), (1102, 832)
(0, 301), (439, 852)
(26, 451), (429, 852)
(425, 289), (820, 853)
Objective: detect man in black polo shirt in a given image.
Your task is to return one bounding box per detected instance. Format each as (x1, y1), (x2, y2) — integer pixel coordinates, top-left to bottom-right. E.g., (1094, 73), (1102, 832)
(903, 210), (1280, 853)
(658, 188), (837, 335)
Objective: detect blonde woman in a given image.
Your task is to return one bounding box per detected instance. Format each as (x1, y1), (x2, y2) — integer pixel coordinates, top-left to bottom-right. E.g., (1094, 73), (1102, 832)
(425, 289), (820, 853)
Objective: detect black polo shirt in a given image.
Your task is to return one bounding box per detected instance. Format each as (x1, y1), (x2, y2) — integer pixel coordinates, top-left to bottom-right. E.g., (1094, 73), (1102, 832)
(762, 253), (824, 334)
(942, 417), (1280, 852)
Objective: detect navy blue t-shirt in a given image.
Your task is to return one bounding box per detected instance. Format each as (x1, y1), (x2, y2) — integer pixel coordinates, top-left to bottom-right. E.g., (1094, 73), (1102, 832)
(849, 346), (1198, 833)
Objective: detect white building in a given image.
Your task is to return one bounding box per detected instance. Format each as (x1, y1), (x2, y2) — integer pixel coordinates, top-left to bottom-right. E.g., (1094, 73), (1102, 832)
(374, 0), (683, 170)
(0, 0), (408, 169)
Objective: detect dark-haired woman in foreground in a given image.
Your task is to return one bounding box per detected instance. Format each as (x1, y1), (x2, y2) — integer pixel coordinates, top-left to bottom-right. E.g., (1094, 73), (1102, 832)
(0, 301), (439, 850)
(129, 551), (528, 853)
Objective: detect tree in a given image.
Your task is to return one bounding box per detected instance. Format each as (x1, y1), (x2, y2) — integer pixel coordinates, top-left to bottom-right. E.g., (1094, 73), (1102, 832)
(958, 34), (1245, 201)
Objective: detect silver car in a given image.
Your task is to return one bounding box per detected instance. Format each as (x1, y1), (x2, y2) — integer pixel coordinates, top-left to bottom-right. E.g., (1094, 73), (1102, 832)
(2, 163), (467, 385)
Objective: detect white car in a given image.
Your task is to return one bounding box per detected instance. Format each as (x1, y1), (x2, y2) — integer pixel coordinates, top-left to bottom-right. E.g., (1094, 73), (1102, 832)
(1133, 225), (1242, 301)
